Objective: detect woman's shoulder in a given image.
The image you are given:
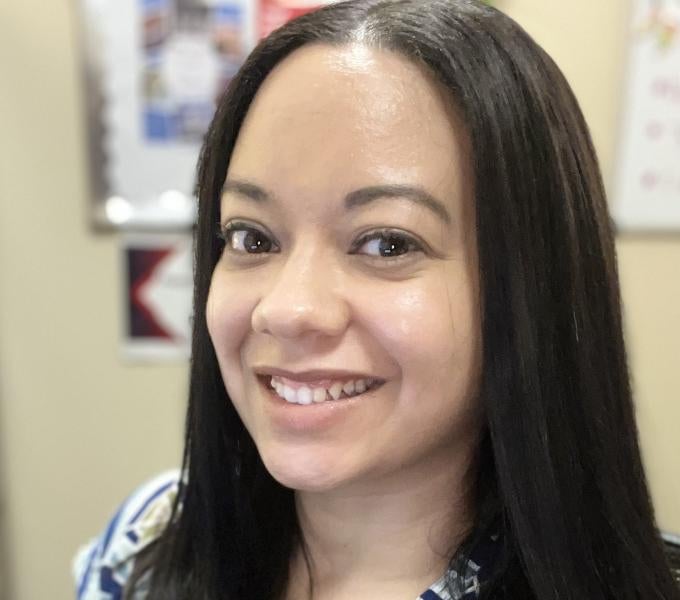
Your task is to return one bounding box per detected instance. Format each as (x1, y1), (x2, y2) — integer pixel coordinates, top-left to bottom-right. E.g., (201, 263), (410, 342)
(72, 468), (183, 600)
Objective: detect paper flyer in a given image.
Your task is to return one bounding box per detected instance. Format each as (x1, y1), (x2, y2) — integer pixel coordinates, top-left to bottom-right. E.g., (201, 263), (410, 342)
(257, 0), (334, 39)
(613, 0), (680, 230)
(140, 0), (246, 143)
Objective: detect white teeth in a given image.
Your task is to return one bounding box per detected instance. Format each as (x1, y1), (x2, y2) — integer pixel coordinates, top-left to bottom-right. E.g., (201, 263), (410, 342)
(268, 375), (380, 405)
(283, 386), (296, 403)
(297, 386), (313, 405)
(328, 382), (343, 400)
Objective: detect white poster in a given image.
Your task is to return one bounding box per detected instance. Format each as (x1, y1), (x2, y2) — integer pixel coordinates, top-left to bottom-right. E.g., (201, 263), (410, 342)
(613, 0), (680, 231)
(82, 0), (254, 228)
(121, 233), (193, 361)
(81, 0), (339, 229)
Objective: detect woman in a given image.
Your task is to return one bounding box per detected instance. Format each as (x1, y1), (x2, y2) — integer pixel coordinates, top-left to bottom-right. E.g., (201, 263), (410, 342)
(73, 1), (680, 599)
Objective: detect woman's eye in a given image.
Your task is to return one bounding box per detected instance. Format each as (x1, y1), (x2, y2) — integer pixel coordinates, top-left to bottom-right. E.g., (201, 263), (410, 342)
(352, 230), (425, 263)
(218, 222), (277, 254)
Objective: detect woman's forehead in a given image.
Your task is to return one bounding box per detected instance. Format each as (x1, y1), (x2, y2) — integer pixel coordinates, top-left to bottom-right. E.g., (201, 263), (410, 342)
(226, 43), (472, 219)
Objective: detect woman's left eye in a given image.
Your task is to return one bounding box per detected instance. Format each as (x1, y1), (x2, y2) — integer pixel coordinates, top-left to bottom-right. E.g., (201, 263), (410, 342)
(350, 229), (425, 263)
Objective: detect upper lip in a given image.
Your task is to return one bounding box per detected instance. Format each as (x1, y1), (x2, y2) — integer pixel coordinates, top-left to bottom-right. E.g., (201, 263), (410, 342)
(254, 366), (385, 383)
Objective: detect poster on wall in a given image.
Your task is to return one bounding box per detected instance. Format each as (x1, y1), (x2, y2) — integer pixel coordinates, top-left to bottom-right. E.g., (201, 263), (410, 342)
(121, 234), (193, 360)
(257, 0), (330, 38)
(613, 0), (680, 231)
(79, 0), (337, 229)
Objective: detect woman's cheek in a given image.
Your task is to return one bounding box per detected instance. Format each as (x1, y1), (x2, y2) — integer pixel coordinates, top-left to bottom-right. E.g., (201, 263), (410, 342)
(386, 275), (478, 382)
(375, 284), (456, 355)
(206, 274), (251, 363)
(208, 269), (241, 323)
(205, 276), (228, 346)
(205, 275), (255, 410)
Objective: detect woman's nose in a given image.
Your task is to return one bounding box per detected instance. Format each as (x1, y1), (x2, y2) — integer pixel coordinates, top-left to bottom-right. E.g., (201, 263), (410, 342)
(250, 244), (350, 340)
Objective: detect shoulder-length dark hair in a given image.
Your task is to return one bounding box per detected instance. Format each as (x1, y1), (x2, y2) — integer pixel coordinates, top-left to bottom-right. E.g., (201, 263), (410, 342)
(126, 1), (680, 599)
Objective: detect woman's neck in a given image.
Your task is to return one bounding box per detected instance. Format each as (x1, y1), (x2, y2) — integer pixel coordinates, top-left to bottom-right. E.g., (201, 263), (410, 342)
(287, 443), (478, 600)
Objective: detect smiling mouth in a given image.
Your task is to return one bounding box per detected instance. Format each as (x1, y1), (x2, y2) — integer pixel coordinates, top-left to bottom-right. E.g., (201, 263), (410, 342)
(257, 374), (385, 405)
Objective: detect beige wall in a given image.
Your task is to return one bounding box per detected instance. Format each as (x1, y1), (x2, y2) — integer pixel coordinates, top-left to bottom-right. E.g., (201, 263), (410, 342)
(0, 3), (187, 600)
(0, 1), (677, 599)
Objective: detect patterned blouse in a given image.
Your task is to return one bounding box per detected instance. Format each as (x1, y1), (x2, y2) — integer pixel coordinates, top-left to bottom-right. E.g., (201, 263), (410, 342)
(73, 470), (501, 600)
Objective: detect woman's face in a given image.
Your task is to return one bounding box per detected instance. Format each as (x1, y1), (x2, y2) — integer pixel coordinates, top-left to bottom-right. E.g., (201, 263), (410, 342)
(206, 44), (483, 492)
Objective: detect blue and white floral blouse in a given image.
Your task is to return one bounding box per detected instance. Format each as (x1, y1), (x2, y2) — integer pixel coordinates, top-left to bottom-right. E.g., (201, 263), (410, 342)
(72, 470), (501, 600)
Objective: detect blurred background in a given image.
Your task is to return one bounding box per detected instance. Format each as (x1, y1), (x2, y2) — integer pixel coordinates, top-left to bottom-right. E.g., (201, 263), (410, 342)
(0, 0), (679, 598)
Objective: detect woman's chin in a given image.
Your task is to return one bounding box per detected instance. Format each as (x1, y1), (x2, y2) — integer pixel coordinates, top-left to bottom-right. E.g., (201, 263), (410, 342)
(260, 447), (352, 492)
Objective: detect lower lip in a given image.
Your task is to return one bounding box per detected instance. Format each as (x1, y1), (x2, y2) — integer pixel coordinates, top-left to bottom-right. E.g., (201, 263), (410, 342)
(257, 375), (385, 433)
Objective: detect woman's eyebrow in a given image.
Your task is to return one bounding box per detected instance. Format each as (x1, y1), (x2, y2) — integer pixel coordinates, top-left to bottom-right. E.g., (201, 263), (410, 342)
(222, 178), (452, 225)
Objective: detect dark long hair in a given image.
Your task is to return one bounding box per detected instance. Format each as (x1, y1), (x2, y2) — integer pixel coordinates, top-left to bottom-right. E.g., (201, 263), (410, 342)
(125, 1), (680, 598)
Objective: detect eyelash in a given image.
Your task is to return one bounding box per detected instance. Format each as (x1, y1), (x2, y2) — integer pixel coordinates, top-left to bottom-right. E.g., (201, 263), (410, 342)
(217, 220), (425, 266)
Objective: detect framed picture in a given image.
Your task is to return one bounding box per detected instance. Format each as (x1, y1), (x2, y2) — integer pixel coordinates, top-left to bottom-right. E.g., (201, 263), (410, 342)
(612, 0), (680, 231)
(78, 0), (336, 230)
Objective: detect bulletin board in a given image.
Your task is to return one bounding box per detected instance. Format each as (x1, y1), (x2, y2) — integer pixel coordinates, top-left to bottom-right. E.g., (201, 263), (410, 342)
(613, 0), (680, 231)
(78, 0), (336, 230)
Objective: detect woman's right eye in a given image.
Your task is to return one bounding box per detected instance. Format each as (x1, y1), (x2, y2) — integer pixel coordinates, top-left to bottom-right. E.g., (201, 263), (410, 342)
(218, 222), (278, 255)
